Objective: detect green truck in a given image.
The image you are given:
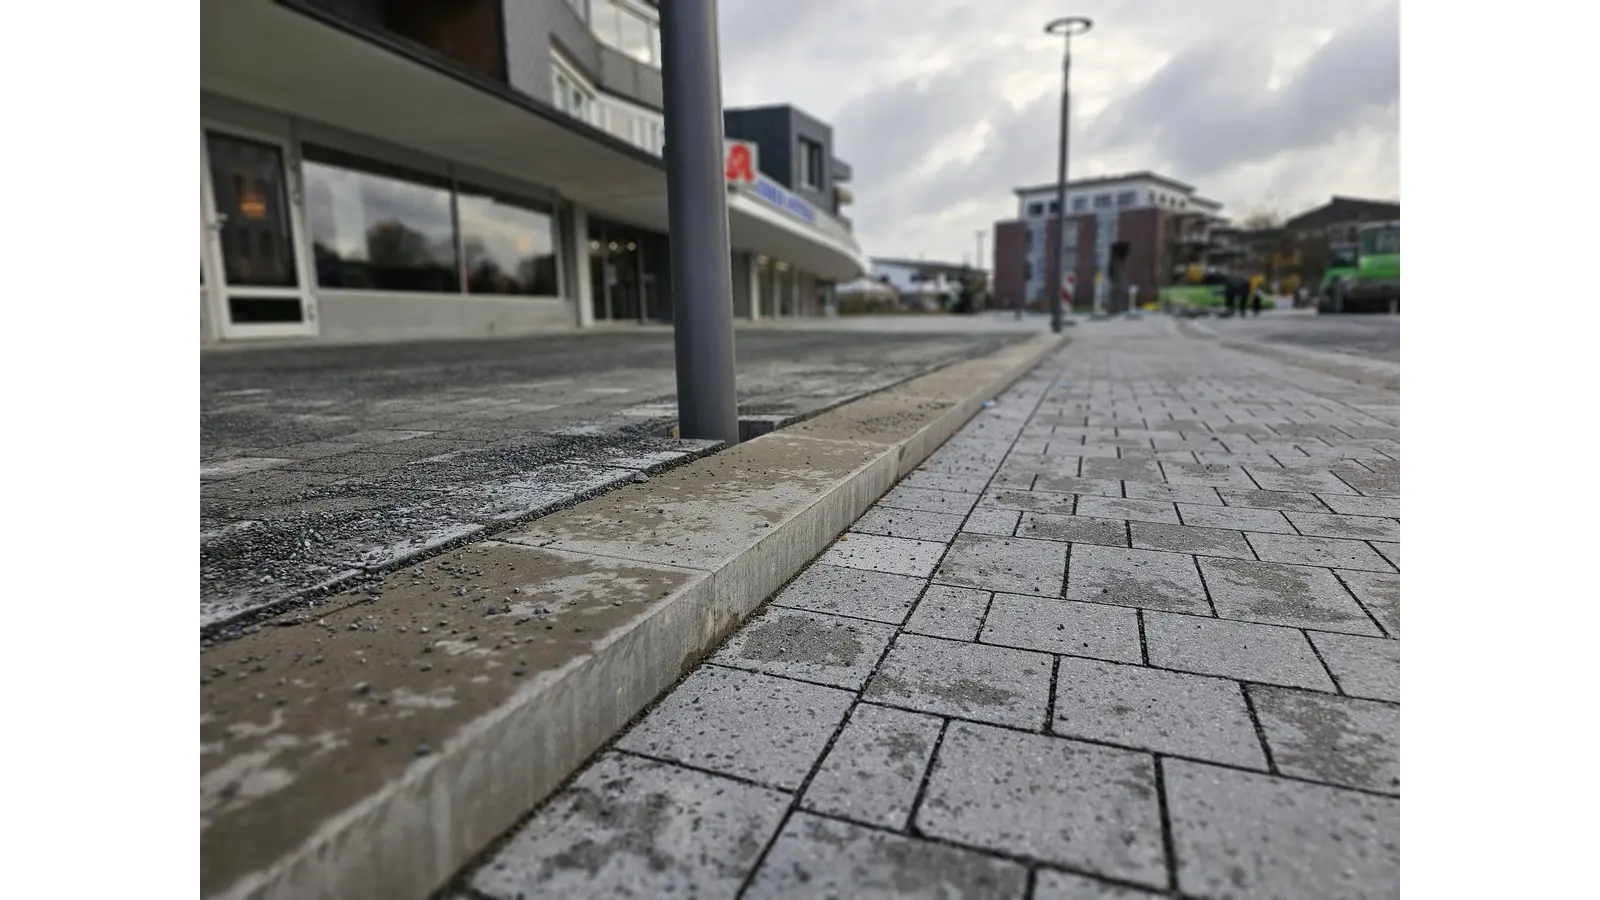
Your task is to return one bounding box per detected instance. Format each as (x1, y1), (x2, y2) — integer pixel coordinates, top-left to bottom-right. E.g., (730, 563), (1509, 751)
(1318, 221), (1399, 314)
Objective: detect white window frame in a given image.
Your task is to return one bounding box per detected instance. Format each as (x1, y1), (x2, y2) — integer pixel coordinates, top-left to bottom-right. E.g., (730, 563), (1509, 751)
(551, 54), (599, 127)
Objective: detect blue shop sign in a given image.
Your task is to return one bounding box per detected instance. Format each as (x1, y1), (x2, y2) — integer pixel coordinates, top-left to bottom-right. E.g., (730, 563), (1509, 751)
(751, 175), (817, 224)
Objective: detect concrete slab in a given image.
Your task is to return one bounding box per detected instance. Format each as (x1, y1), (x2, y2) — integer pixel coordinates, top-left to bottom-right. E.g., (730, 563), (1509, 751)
(744, 813), (1029, 899)
(1142, 611), (1336, 691)
(615, 664), (855, 790)
(769, 564), (926, 625)
(710, 607), (899, 690)
(1165, 761), (1400, 899)
(1249, 686), (1401, 794)
(800, 704), (944, 830)
(916, 722), (1167, 888)
(1016, 512), (1129, 547)
(1051, 657), (1268, 769)
(864, 634), (1053, 730)
(1199, 557), (1384, 635)
(1245, 532), (1397, 572)
(1065, 545), (1210, 615)
(820, 532), (949, 578)
(1337, 569), (1400, 636)
(1308, 631), (1401, 701)
(933, 533), (1068, 597)
(903, 585), (992, 642)
(469, 752), (788, 900)
(980, 594), (1143, 663)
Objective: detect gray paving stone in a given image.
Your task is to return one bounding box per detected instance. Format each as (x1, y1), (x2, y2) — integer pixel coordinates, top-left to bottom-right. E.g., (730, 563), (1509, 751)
(1130, 521), (1255, 559)
(1250, 686), (1400, 794)
(900, 468), (1000, 495)
(1246, 533), (1396, 572)
(1160, 462), (1258, 488)
(1199, 557), (1383, 635)
(1246, 467), (1358, 494)
(1143, 612), (1336, 691)
(1052, 656), (1268, 769)
(800, 705), (944, 830)
(934, 533), (1067, 597)
(877, 485), (983, 516)
(744, 812), (1029, 899)
(1123, 481), (1223, 505)
(864, 633), (1052, 730)
(1073, 496), (1181, 525)
(1371, 542), (1400, 571)
(1307, 632), (1400, 702)
(963, 506), (1021, 536)
(1177, 503), (1296, 534)
(1332, 468), (1400, 497)
(999, 453), (1084, 479)
(771, 564), (926, 625)
(1337, 569), (1399, 636)
(712, 608), (899, 690)
(917, 722), (1167, 888)
(821, 533), (949, 578)
(1080, 457), (1164, 482)
(1032, 870), (1164, 899)
(1284, 511), (1400, 542)
(471, 751), (789, 900)
(1216, 488), (1330, 513)
(904, 585), (991, 641)
(1317, 493), (1399, 518)
(1193, 451), (1284, 468)
(980, 594), (1142, 663)
(853, 506), (966, 543)
(616, 665), (855, 790)
(1066, 544), (1210, 614)
(1017, 513), (1129, 547)
(1032, 475), (1125, 498)
(977, 487), (1076, 515)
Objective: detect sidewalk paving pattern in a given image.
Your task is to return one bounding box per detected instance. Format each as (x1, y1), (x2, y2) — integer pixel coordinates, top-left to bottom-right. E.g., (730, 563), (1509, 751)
(464, 321), (1400, 899)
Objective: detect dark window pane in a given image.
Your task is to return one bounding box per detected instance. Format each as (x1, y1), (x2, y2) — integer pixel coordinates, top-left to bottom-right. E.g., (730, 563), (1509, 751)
(301, 146), (460, 293)
(457, 189), (559, 296)
(228, 296), (304, 323)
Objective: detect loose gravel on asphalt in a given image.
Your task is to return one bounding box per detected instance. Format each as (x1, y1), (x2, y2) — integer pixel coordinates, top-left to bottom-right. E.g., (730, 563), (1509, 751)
(200, 327), (1030, 632)
(462, 316), (1401, 899)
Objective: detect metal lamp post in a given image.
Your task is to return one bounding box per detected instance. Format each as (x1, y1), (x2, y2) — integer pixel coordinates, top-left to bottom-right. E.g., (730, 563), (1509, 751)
(1044, 16), (1092, 334)
(660, 0), (741, 445)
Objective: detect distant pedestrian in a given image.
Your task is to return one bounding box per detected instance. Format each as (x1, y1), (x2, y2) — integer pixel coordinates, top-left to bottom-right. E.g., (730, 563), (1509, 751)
(1250, 289), (1263, 317)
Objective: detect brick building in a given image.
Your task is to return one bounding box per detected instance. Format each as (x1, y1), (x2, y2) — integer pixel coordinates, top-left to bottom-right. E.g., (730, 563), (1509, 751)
(992, 172), (1223, 314)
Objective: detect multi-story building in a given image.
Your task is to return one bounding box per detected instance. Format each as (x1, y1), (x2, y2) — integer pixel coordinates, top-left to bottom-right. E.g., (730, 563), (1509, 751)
(199, 0), (867, 345)
(868, 257), (984, 308)
(991, 172), (1223, 314)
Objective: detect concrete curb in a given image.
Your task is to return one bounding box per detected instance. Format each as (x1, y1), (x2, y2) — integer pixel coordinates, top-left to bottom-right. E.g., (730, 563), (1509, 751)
(199, 332), (1066, 900)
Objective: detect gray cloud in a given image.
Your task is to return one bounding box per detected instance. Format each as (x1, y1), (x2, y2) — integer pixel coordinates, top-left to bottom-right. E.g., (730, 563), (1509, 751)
(718, 0), (1399, 262)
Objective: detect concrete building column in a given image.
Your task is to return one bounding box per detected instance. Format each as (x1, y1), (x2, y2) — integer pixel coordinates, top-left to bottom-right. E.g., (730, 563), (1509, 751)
(571, 205), (594, 328)
(747, 253), (761, 321)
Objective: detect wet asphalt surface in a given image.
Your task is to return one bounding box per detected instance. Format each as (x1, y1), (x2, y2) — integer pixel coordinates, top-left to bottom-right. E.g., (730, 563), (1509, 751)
(1204, 310), (1400, 361)
(200, 322), (1037, 635)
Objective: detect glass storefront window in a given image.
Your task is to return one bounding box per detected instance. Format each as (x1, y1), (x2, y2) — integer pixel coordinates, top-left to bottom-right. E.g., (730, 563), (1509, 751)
(457, 189), (559, 297)
(302, 146), (459, 293)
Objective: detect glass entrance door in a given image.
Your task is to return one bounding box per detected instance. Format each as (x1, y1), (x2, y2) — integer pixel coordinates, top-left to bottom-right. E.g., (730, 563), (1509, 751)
(201, 128), (316, 338)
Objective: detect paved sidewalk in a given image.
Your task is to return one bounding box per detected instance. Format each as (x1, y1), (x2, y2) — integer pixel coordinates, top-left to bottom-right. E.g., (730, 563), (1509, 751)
(460, 319), (1400, 900)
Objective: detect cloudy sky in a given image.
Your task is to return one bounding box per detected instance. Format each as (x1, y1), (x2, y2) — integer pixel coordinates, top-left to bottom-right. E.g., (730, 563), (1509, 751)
(717, 0), (1399, 266)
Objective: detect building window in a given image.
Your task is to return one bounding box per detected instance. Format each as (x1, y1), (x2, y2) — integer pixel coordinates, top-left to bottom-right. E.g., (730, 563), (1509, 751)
(1116, 190), (1138, 207)
(1148, 191), (1157, 205)
(301, 146), (460, 293)
(592, 0), (660, 67)
(798, 137), (825, 191)
(457, 187), (560, 297)
(1093, 193), (1112, 209)
(1048, 200), (1059, 214)
(1027, 202), (1044, 217)
(1072, 197), (1088, 212)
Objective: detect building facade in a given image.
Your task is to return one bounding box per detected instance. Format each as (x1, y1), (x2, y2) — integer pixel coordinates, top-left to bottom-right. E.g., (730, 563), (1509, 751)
(991, 172), (1223, 314)
(199, 0), (867, 346)
(868, 257), (984, 309)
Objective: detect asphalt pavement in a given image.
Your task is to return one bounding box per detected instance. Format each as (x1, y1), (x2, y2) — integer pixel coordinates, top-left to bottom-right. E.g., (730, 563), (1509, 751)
(200, 318), (1038, 633)
(1202, 309), (1399, 361)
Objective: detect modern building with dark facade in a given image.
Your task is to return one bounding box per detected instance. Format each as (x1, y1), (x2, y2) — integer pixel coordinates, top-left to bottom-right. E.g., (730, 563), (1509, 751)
(199, 0), (866, 345)
(991, 172), (1223, 314)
